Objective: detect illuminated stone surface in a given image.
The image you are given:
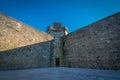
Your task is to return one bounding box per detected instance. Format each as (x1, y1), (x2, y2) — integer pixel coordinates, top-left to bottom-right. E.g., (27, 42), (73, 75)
(0, 13), (53, 51)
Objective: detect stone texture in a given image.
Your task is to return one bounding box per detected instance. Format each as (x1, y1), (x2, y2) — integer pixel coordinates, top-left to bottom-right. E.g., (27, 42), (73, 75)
(0, 12), (120, 70)
(0, 13), (53, 69)
(0, 13), (53, 51)
(63, 12), (120, 69)
(0, 41), (53, 69)
(47, 22), (68, 66)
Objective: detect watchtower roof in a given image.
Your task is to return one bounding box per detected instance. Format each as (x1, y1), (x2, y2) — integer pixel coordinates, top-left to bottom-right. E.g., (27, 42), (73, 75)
(46, 22), (68, 32)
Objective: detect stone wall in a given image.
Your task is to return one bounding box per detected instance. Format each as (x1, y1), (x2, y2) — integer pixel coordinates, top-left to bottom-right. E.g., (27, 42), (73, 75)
(0, 13), (53, 51)
(0, 13), (54, 69)
(0, 41), (53, 69)
(63, 12), (120, 69)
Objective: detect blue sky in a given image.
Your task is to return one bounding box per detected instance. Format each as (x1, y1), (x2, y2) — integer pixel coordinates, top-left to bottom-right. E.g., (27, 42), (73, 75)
(0, 0), (120, 33)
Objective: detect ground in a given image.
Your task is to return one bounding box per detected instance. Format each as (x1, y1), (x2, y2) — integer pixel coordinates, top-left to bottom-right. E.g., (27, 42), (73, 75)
(0, 67), (120, 80)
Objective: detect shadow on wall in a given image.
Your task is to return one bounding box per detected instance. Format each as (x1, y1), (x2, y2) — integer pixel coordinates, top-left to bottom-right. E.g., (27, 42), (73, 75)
(0, 40), (53, 70)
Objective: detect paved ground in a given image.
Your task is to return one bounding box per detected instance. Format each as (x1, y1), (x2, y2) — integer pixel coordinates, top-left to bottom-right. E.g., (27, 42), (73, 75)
(0, 67), (120, 80)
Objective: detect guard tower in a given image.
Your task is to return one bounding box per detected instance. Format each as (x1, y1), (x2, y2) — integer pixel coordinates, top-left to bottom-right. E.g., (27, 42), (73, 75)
(46, 22), (68, 67)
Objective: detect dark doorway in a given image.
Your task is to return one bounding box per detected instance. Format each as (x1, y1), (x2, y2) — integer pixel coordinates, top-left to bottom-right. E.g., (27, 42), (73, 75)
(56, 58), (60, 67)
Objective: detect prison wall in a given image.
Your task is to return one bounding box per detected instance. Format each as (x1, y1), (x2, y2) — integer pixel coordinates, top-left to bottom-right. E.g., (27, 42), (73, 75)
(63, 12), (120, 69)
(0, 41), (53, 69)
(0, 13), (53, 51)
(0, 13), (53, 69)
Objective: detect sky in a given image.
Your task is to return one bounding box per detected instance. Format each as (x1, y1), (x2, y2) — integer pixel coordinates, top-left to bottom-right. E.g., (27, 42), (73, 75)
(0, 0), (120, 33)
